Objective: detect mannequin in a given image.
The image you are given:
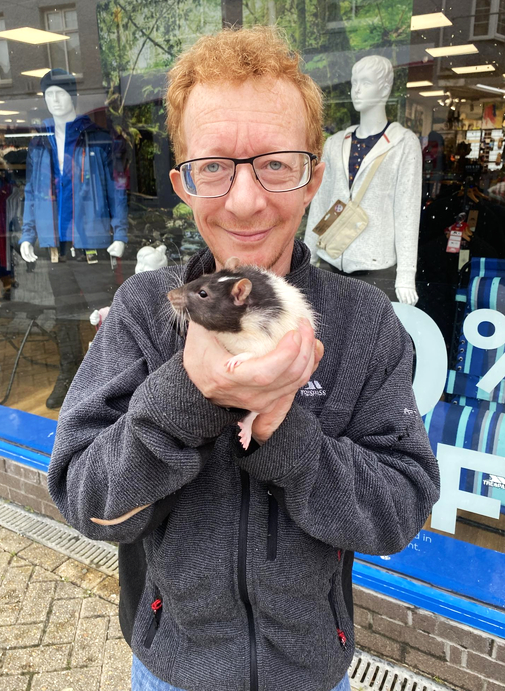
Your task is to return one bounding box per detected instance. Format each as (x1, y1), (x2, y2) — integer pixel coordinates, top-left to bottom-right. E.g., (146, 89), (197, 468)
(305, 55), (422, 305)
(19, 69), (128, 408)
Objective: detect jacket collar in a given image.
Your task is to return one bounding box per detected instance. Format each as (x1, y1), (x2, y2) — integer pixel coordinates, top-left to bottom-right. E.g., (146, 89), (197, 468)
(43, 114), (95, 136)
(342, 121), (408, 183)
(184, 239), (312, 287)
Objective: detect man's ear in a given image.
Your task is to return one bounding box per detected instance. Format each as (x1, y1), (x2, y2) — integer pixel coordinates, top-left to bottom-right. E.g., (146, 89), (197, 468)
(231, 278), (252, 306)
(169, 169), (194, 209)
(303, 161), (325, 209)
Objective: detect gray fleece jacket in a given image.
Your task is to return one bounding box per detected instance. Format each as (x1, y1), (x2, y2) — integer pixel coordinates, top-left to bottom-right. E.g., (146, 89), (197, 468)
(48, 240), (440, 691)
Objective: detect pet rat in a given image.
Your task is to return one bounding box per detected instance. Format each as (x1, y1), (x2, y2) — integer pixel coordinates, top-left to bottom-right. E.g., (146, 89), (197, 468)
(90, 256), (316, 526)
(168, 255), (316, 447)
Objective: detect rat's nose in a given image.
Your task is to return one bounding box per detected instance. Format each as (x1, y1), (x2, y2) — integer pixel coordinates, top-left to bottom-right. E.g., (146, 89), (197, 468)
(167, 287), (184, 308)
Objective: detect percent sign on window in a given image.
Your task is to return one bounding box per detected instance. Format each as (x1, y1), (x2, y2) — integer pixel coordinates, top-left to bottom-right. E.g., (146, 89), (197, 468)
(463, 308), (505, 394)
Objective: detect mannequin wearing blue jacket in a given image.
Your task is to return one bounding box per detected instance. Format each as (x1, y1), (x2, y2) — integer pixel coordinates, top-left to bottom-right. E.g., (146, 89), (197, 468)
(19, 70), (128, 408)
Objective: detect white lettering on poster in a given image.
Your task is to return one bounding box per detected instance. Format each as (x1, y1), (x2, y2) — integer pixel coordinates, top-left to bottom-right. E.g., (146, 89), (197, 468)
(393, 305), (505, 536)
(463, 308), (505, 394)
(431, 444), (502, 534)
(391, 303), (447, 416)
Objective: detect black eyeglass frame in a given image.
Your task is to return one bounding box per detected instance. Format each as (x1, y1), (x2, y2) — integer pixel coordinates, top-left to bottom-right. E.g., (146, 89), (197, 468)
(174, 150), (318, 198)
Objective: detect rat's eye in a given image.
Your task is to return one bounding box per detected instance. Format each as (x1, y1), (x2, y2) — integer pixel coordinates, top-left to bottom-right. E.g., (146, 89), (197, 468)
(198, 290), (208, 298)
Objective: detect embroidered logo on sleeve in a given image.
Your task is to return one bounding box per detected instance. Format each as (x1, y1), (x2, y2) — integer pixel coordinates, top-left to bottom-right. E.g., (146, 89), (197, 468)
(300, 380), (327, 397)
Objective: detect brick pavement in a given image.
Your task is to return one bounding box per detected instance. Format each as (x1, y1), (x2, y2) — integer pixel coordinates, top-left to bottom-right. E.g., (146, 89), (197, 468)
(0, 526), (131, 691)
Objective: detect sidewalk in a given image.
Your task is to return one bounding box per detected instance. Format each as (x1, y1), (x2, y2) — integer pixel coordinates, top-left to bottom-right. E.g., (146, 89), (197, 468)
(0, 526), (131, 691)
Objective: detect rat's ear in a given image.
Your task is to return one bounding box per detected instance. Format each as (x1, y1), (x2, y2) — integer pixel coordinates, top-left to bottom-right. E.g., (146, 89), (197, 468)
(231, 278), (252, 306)
(224, 256), (241, 271)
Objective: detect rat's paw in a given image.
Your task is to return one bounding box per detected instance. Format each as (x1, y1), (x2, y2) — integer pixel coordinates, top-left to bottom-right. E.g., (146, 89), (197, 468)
(238, 421), (252, 450)
(237, 411), (258, 450)
(225, 351), (255, 373)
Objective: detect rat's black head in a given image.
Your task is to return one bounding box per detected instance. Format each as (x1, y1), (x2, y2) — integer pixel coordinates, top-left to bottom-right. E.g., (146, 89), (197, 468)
(167, 259), (252, 333)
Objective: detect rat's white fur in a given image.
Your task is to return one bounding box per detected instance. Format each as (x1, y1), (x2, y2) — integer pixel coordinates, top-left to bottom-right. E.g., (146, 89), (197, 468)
(212, 267), (317, 449)
(215, 268), (316, 358)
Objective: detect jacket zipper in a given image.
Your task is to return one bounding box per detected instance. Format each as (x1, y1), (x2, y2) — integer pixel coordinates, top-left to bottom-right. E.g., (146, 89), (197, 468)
(239, 470), (258, 691)
(329, 550), (347, 649)
(144, 589), (163, 649)
(266, 488), (278, 561)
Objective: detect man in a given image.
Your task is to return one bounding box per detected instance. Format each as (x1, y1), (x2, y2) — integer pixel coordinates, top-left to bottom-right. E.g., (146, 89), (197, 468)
(48, 26), (440, 691)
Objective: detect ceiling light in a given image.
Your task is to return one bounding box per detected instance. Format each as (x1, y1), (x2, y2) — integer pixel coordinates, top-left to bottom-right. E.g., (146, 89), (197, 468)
(407, 80), (433, 88)
(0, 27), (69, 45)
(452, 64), (495, 74)
(21, 68), (51, 78)
(426, 44), (479, 58)
(474, 83), (505, 94)
(420, 90), (447, 97)
(16, 119), (25, 123)
(411, 12), (453, 31)
(4, 119), (12, 123)
(0, 110), (19, 115)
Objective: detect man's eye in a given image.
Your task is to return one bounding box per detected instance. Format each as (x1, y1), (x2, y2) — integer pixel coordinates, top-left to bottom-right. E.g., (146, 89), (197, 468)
(198, 290), (208, 298)
(267, 160), (284, 171)
(204, 162), (221, 173)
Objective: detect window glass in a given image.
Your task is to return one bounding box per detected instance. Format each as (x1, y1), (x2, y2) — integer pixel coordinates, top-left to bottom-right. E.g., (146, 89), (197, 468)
(0, 0), (503, 612)
(46, 10), (64, 32)
(66, 33), (83, 75)
(64, 10), (79, 30)
(48, 41), (67, 72)
(0, 18), (11, 81)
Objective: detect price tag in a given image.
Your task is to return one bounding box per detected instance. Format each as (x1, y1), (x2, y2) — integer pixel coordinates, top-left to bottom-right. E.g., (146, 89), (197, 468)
(446, 229), (463, 253)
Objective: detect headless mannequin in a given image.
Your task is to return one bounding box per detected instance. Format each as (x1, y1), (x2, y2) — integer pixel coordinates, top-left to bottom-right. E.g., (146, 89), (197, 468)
(20, 86), (124, 263)
(351, 62), (417, 305)
(306, 56), (421, 306)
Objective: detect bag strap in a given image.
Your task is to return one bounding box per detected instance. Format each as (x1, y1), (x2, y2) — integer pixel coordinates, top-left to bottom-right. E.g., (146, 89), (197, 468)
(351, 151), (388, 206)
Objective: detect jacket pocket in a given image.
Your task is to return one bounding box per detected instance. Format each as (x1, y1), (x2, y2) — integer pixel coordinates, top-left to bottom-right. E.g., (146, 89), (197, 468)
(144, 587), (163, 649)
(266, 488), (278, 562)
(328, 551), (347, 649)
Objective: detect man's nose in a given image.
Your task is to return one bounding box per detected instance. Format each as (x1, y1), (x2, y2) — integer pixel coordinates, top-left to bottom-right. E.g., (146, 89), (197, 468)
(224, 163), (268, 217)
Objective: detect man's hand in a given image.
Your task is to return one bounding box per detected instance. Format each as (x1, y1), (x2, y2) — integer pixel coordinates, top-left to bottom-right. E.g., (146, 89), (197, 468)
(183, 319), (323, 417)
(251, 338), (324, 444)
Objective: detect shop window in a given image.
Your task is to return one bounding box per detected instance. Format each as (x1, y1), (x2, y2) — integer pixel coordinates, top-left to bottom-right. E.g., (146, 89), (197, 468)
(471, 0), (505, 39)
(45, 7), (83, 76)
(0, 17), (11, 83)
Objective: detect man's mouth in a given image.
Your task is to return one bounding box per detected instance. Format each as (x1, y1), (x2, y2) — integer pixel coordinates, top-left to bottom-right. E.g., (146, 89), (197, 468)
(225, 228), (272, 242)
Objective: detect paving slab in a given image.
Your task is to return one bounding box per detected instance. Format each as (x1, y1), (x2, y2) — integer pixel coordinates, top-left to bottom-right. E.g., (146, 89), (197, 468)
(0, 527), (132, 690)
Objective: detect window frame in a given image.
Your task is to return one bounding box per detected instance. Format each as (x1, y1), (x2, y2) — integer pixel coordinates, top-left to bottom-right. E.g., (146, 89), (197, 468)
(44, 5), (83, 78)
(470, 0), (505, 40)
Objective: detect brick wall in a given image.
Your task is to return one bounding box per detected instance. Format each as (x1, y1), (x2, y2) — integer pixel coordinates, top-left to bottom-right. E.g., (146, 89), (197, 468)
(1, 455), (504, 691)
(0, 457), (64, 523)
(354, 586), (505, 691)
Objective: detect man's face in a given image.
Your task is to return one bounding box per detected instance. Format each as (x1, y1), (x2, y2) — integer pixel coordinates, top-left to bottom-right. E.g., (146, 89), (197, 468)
(170, 78), (324, 276)
(44, 85), (75, 119)
(351, 70), (389, 113)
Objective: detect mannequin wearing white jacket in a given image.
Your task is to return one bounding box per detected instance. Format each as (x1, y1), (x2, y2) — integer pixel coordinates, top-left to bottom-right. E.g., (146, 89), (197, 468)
(305, 55), (422, 305)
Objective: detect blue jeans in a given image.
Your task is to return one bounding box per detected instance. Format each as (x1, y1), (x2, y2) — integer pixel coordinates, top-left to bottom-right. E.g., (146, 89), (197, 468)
(131, 654), (352, 691)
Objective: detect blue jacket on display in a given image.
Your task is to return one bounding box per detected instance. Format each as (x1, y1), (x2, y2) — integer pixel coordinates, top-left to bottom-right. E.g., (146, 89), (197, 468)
(20, 115), (128, 249)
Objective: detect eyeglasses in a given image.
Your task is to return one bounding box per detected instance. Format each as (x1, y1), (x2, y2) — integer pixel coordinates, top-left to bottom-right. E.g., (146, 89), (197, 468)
(174, 151), (318, 198)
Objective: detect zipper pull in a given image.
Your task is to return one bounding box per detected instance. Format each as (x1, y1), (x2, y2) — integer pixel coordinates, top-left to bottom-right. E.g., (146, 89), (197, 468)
(337, 628), (347, 648)
(151, 598), (162, 628)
